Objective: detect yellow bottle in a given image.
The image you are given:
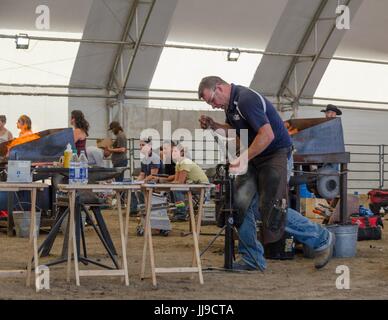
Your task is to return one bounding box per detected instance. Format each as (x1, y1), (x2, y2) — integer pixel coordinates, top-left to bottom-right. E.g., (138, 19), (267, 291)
(63, 143), (72, 168)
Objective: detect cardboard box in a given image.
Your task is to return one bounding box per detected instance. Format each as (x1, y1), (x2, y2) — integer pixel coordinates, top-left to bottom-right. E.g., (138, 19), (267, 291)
(300, 194), (370, 222)
(359, 194), (369, 207)
(300, 198), (326, 219)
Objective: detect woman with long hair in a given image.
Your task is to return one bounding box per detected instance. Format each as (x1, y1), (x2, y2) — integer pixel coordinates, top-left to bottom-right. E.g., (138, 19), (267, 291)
(17, 115), (33, 137)
(70, 110), (89, 156)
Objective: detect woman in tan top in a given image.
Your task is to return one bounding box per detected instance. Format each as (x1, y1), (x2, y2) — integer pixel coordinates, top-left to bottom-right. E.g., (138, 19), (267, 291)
(171, 144), (209, 184)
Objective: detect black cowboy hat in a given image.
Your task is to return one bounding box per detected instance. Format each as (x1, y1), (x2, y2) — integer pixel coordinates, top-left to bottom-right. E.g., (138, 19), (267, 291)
(321, 104), (342, 115)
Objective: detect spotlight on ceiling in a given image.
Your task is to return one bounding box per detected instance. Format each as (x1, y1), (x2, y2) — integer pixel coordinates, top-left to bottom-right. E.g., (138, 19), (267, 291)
(15, 34), (29, 49)
(227, 48), (240, 62)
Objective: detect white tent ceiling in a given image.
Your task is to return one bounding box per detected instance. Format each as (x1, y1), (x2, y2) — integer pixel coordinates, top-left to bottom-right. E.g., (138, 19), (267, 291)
(315, 0), (388, 109)
(0, 0), (92, 32)
(335, 0), (388, 60)
(0, 0), (388, 112)
(166, 0), (288, 50)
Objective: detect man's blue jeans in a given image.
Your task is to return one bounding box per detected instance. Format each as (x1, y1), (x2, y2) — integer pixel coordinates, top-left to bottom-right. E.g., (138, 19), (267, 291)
(238, 193), (330, 270)
(113, 159), (128, 182)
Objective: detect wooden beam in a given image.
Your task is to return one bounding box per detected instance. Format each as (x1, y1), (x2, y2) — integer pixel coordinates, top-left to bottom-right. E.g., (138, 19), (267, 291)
(155, 267), (199, 274)
(78, 270), (125, 277)
(0, 270), (26, 278)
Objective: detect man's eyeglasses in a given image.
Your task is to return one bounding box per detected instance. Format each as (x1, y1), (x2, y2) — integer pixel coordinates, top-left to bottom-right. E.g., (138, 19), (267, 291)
(204, 87), (217, 105)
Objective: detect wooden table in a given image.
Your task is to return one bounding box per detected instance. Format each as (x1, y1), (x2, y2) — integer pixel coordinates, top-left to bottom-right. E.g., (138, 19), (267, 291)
(58, 183), (141, 286)
(140, 183), (214, 287)
(0, 182), (48, 292)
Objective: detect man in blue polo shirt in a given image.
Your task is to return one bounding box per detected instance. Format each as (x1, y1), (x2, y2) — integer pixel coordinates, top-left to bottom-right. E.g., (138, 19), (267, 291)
(198, 76), (335, 271)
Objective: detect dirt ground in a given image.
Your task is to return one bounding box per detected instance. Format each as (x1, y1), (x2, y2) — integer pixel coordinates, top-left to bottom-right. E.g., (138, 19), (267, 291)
(1, 211), (388, 300)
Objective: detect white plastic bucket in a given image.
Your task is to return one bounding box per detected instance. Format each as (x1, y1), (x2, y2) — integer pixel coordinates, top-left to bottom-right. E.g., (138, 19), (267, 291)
(13, 211), (41, 238)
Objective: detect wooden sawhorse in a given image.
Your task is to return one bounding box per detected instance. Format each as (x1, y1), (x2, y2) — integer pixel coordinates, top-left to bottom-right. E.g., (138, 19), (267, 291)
(58, 184), (141, 286)
(140, 183), (213, 287)
(0, 182), (48, 292)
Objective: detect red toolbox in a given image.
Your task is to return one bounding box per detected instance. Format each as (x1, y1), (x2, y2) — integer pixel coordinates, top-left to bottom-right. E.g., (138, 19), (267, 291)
(367, 189), (388, 215)
(351, 215), (384, 241)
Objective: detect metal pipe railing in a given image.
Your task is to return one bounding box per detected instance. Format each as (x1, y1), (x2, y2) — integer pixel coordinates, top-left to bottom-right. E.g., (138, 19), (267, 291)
(86, 137), (388, 192)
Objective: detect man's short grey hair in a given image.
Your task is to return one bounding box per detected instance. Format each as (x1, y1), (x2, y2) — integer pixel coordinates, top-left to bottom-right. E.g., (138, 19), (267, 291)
(198, 76), (228, 99)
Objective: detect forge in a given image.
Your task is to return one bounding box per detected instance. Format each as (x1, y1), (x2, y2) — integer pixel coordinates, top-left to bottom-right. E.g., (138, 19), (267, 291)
(0, 128), (75, 163)
(286, 117), (350, 224)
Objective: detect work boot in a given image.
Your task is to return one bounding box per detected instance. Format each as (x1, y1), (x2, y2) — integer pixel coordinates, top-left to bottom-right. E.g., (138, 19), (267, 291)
(314, 231), (336, 269)
(232, 260), (257, 271)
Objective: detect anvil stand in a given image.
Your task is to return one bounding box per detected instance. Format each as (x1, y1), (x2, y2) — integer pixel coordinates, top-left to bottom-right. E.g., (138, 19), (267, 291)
(37, 193), (120, 270)
(292, 152), (350, 224)
(200, 165), (263, 271)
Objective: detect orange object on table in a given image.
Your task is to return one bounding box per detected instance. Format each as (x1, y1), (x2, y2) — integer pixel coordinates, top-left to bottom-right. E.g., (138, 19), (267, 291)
(7, 133), (40, 152)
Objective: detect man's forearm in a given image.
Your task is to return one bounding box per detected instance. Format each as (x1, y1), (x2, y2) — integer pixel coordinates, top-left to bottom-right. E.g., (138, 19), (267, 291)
(109, 147), (126, 153)
(247, 131), (274, 160)
(247, 139), (270, 160)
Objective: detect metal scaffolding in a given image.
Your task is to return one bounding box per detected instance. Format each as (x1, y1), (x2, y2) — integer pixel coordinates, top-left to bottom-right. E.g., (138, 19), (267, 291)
(100, 0), (156, 126)
(3, 33), (388, 66)
(1, 0), (388, 112)
(277, 0), (329, 106)
(275, 0), (355, 117)
(1, 89), (388, 113)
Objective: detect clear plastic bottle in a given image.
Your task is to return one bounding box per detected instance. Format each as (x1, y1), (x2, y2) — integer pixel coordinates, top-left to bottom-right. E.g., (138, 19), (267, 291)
(205, 189), (211, 204)
(69, 150), (80, 184)
(79, 150), (88, 184)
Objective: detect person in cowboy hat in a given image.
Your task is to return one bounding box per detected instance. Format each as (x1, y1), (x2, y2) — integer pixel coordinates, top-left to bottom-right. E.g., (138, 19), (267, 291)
(321, 104), (342, 118)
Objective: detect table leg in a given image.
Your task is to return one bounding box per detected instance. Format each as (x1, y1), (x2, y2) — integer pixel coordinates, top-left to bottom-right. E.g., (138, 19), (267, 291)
(26, 191), (34, 287)
(7, 192), (14, 237)
(141, 189), (156, 286)
(188, 191), (204, 285)
(71, 191), (80, 286)
(66, 193), (72, 282)
(125, 191), (131, 248)
(147, 190), (157, 287)
(31, 188), (40, 292)
(67, 191), (79, 285)
(196, 189), (205, 238)
(140, 190), (149, 280)
(116, 191), (129, 286)
(192, 188), (205, 267)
